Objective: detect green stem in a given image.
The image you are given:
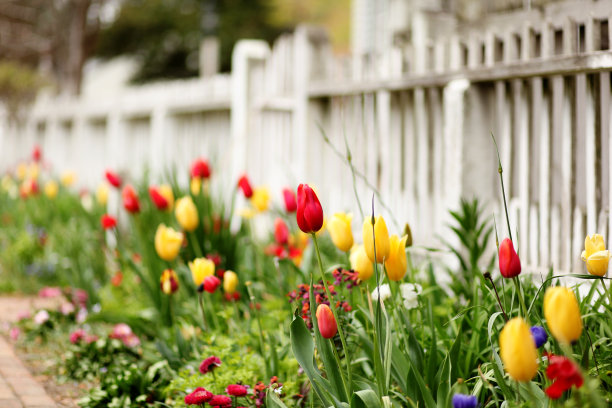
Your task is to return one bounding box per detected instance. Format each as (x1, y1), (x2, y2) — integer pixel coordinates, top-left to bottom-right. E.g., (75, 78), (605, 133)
(600, 278), (612, 308)
(197, 292), (208, 331)
(189, 231), (203, 258)
(512, 276), (528, 320)
(247, 284), (270, 379)
(311, 233), (352, 394)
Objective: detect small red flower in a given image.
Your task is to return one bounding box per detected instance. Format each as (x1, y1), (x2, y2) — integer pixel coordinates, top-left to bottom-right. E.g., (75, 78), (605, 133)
(32, 145), (41, 162)
(184, 387), (213, 405)
(69, 329), (86, 344)
(296, 184), (323, 233)
(498, 238), (521, 278)
(237, 175), (253, 198)
(190, 158), (211, 179)
(274, 218), (289, 245)
(148, 186), (169, 210)
(208, 395), (232, 407)
(105, 170), (122, 188)
(282, 188), (297, 212)
(101, 214), (117, 230)
(226, 384), (248, 396)
(203, 275), (221, 293)
(111, 271), (123, 287)
(122, 185), (140, 213)
(545, 355), (583, 399)
(199, 356), (221, 374)
(206, 253), (222, 266)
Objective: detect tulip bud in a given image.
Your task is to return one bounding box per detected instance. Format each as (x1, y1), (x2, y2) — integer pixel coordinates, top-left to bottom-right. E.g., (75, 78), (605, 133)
(149, 186), (169, 210)
(158, 184), (174, 210)
(498, 238), (521, 278)
(203, 275), (221, 293)
(404, 223), (413, 247)
(296, 184), (324, 234)
(122, 185), (140, 213)
(160, 269), (179, 295)
(544, 286), (582, 344)
(190, 158), (211, 179)
(189, 257), (215, 286)
(250, 186), (270, 212)
(282, 188), (297, 212)
(105, 170), (122, 188)
(328, 213), (354, 252)
(362, 216), (390, 263)
(350, 244), (374, 281)
(581, 234), (611, 276)
(274, 218), (289, 245)
(499, 317), (539, 382)
(385, 234), (408, 281)
(96, 183), (109, 206)
(316, 304), (337, 339)
(61, 171), (76, 187)
(44, 180), (58, 199)
(223, 270), (238, 294)
(175, 196), (199, 231)
(154, 224), (184, 261)
(237, 175), (253, 198)
(100, 214), (117, 230)
(32, 145), (41, 162)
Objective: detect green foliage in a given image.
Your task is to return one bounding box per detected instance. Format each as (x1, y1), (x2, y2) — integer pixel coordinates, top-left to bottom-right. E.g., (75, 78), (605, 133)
(0, 61), (46, 122)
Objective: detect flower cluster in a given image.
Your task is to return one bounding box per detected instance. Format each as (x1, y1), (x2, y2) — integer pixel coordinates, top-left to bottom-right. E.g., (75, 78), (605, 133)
(69, 328), (98, 344)
(109, 323), (140, 347)
(287, 282), (350, 329)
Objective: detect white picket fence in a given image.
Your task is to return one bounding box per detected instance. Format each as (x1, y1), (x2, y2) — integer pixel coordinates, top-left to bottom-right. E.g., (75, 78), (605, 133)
(3, 1), (612, 274)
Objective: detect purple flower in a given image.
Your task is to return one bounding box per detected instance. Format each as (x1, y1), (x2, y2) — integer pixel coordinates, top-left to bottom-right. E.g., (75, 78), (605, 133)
(530, 326), (548, 348)
(452, 393), (478, 408)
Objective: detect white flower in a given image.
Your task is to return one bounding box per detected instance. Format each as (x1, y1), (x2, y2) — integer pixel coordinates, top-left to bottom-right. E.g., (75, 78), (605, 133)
(399, 283), (421, 310)
(92, 303), (101, 313)
(371, 284), (391, 302)
(33, 310), (50, 325)
(76, 308), (88, 324)
(274, 386), (283, 395)
(81, 194), (93, 212)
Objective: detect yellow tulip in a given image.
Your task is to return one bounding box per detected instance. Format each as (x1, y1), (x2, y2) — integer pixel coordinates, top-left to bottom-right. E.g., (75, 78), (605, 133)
(328, 213), (354, 252)
(158, 184), (174, 211)
(154, 224), (184, 261)
(544, 286), (582, 343)
(350, 244), (373, 281)
(190, 177), (202, 196)
(16, 163), (27, 180)
(60, 171), (76, 187)
(385, 235), (408, 281)
(96, 183), (109, 206)
(28, 163), (39, 180)
(250, 186), (270, 212)
(44, 180), (59, 199)
(189, 257), (215, 286)
(581, 234), (611, 276)
(223, 270), (239, 294)
(362, 216), (390, 263)
(499, 317), (539, 382)
(1, 175), (14, 192)
(175, 196), (199, 231)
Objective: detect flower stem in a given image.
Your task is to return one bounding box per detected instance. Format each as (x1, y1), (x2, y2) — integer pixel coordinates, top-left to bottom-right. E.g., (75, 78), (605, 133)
(189, 231), (203, 258)
(197, 292), (208, 331)
(512, 276), (528, 320)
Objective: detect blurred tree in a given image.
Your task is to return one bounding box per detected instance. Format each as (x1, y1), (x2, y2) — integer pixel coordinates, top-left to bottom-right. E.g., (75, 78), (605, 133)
(0, 61), (45, 125)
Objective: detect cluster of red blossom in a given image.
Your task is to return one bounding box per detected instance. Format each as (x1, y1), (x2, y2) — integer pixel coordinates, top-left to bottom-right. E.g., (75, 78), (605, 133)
(287, 282), (350, 329)
(331, 268), (360, 290)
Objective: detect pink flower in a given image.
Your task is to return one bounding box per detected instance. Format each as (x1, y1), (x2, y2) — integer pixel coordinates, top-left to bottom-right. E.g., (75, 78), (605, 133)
(110, 323), (132, 339)
(70, 329), (87, 344)
(33, 310), (50, 325)
(184, 387), (213, 405)
(85, 335), (99, 344)
(9, 327), (20, 341)
(76, 308), (88, 324)
(38, 287), (61, 298)
(60, 303), (75, 315)
(72, 289), (88, 308)
(16, 310), (31, 321)
(122, 333), (140, 347)
(226, 384), (248, 396)
(199, 356), (221, 374)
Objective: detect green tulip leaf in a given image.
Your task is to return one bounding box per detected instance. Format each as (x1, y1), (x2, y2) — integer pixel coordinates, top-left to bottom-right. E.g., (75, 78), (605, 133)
(350, 390), (382, 408)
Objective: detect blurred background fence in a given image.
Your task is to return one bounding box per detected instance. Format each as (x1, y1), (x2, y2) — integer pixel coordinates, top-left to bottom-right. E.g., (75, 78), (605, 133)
(2, 0), (612, 274)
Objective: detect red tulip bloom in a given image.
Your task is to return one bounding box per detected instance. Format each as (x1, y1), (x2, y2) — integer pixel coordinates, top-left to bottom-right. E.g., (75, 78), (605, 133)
(316, 304), (337, 339)
(274, 218), (289, 245)
(282, 188), (297, 212)
(32, 145), (41, 162)
(545, 355), (583, 399)
(199, 356), (221, 374)
(184, 387), (213, 405)
(498, 238), (521, 278)
(237, 174), (253, 198)
(296, 184), (323, 233)
(148, 186), (169, 210)
(101, 214), (117, 230)
(208, 395), (232, 407)
(122, 185), (140, 213)
(226, 384), (248, 396)
(203, 275), (221, 293)
(105, 170), (122, 188)
(190, 158), (211, 179)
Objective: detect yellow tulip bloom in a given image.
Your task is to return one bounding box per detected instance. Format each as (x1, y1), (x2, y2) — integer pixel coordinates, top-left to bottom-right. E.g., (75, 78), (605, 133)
(581, 234), (611, 277)
(328, 213), (354, 252)
(385, 235), (408, 281)
(223, 270), (239, 294)
(250, 186), (270, 212)
(499, 317), (539, 382)
(44, 180), (58, 199)
(60, 171), (76, 187)
(28, 163), (39, 180)
(96, 183), (109, 206)
(158, 184), (175, 211)
(175, 196), (199, 231)
(350, 244), (373, 281)
(189, 257), (215, 286)
(190, 177), (202, 196)
(154, 224), (184, 261)
(16, 163), (27, 181)
(544, 286), (582, 344)
(362, 216), (390, 263)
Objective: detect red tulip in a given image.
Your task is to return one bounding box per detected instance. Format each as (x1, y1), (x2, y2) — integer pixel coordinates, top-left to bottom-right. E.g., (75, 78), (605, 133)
(545, 354), (583, 399)
(316, 304), (337, 339)
(190, 158), (211, 179)
(122, 185), (140, 213)
(237, 174), (253, 198)
(148, 186), (168, 210)
(274, 218), (289, 245)
(105, 170), (122, 188)
(296, 184), (323, 233)
(498, 238), (521, 278)
(32, 145), (41, 162)
(101, 214), (117, 230)
(203, 275), (221, 293)
(282, 188), (297, 212)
